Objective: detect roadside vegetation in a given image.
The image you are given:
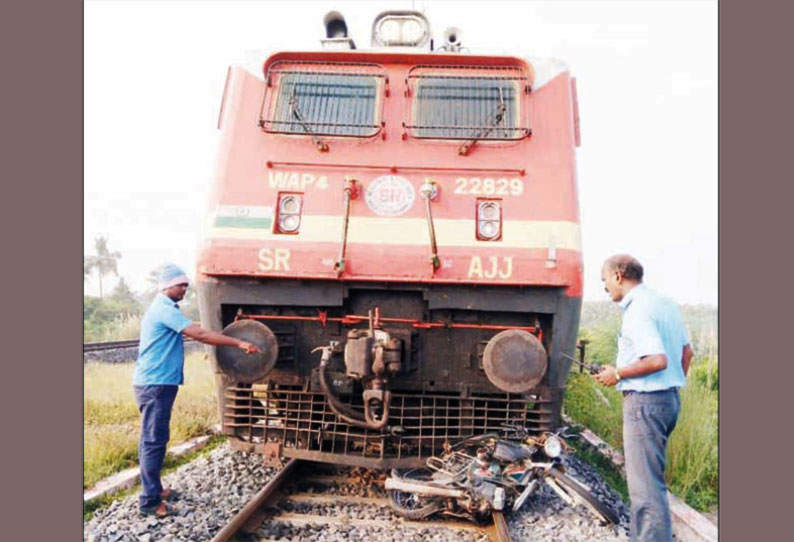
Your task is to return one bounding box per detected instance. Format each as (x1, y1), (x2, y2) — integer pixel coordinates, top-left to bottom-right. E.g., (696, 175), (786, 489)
(564, 302), (718, 512)
(83, 352), (218, 490)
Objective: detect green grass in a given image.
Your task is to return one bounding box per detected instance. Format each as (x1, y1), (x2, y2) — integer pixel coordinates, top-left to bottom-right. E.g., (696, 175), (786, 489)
(563, 357), (718, 511)
(564, 371), (625, 448)
(666, 380), (718, 509)
(84, 351), (219, 490)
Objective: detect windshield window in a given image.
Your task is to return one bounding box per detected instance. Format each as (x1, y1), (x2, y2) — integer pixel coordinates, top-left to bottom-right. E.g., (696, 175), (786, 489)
(407, 67), (529, 140)
(261, 63), (383, 137)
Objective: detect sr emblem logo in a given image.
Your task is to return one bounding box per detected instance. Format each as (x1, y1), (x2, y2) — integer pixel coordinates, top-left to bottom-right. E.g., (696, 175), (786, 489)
(365, 175), (415, 216)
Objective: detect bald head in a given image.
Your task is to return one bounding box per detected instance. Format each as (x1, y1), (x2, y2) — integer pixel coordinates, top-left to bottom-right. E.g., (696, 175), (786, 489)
(603, 254), (644, 282)
(601, 254), (643, 302)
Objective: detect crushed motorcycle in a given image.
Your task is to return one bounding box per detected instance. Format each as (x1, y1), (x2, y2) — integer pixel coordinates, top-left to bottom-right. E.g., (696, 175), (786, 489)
(384, 427), (619, 525)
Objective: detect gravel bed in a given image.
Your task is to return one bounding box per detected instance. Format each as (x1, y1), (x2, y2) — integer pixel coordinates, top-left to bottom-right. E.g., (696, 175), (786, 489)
(507, 454), (632, 542)
(257, 521), (491, 542)
(286, 469), (387, 499)
(84, 443), (278, 542)
(84, 443), (636, 542)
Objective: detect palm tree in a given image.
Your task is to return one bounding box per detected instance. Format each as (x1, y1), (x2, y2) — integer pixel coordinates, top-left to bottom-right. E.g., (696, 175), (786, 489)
(84, 236), (121, 298)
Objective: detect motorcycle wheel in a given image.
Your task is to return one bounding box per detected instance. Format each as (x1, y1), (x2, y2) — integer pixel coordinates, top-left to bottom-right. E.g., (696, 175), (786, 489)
(547, 467), (620, 525)
(387, 468), (444, 520)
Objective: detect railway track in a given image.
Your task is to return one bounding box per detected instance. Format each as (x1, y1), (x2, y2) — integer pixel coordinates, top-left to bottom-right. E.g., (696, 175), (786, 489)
(83, 339), (141, 352)
(210, 459), (512, 542)
(83, 338), (195, 352)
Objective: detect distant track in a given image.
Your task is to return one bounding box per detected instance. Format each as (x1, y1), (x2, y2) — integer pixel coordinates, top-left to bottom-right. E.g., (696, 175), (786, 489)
(83, 339), (140, 352)
(83, 338), (195, 352)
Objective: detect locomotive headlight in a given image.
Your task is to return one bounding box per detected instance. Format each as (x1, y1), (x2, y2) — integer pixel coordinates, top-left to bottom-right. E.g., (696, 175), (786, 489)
(477, 200), (502, 240)
(543, 435), (563, 458)
(378, 19), (400, 42)
(401, 19), (423, 42)
(372, 12), (430, 47)
(276, 193), (303, 234)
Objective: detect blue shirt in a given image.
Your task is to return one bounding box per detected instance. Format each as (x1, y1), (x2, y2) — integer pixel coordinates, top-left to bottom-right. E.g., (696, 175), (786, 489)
(133, 293), (193, 386)
(616, 284), (690, 392)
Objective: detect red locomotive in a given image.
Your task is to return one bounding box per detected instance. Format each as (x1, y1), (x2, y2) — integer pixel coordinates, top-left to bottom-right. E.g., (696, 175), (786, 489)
(197, 10), (583, 468)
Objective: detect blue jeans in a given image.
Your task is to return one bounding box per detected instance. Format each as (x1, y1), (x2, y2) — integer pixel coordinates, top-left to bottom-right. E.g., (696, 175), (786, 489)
(622, 388), (680, 542)
(134, 385), (178, 509)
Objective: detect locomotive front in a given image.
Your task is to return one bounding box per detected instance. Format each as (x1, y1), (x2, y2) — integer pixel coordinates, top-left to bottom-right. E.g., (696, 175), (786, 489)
(197, 11), (583, 468)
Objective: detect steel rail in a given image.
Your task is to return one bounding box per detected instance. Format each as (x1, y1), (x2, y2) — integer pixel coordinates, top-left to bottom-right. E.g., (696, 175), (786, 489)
(210, 458), (301, 542)
(491, 510), (513, 542)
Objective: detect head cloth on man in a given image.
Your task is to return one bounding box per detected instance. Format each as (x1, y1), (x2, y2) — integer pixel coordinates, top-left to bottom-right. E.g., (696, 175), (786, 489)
(158, 263), (190, 290)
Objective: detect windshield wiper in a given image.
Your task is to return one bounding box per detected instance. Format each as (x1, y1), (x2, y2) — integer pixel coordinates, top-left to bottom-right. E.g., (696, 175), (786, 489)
(289, 87), (329, 152)
(458, 87), (506, 156)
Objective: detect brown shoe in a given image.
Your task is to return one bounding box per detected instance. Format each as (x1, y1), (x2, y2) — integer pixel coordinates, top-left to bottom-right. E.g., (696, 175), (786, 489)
(160, 488), (178, 501)
(139, 501), (169, 518)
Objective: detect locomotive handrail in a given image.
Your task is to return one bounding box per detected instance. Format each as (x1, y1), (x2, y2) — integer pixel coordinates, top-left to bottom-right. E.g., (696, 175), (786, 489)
(420, 179), (441, 273)
(334, 177), (359, 276)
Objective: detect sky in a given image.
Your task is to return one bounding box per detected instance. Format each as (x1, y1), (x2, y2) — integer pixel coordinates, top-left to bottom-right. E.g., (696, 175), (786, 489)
(84, 0), (717, 305)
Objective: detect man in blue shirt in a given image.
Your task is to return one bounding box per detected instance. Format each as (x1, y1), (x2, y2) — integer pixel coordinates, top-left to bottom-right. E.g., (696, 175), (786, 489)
(594, 254), (693, 542)
(134, 264), (261, 517)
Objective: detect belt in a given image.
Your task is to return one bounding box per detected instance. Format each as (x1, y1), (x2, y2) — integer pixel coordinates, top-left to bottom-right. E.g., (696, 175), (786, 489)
(622, 387), (679, 397)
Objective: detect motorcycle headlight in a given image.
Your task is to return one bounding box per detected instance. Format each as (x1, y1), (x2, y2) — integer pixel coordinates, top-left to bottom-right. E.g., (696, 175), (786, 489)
(544, 435), (563, 458)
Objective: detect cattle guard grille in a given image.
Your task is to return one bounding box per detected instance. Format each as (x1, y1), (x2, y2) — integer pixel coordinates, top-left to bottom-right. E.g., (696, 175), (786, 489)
(223, 383), (554, 464)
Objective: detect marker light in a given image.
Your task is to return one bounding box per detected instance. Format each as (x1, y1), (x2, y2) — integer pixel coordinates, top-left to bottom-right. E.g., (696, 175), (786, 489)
(276, 193), (303, 233)
(279, 195), (301, 215)
(477, 199), (502, 240)
(372, 12), (430, 47)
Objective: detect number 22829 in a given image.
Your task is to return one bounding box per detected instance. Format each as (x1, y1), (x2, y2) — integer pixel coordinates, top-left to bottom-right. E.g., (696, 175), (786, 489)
(454, 177), (524, 196)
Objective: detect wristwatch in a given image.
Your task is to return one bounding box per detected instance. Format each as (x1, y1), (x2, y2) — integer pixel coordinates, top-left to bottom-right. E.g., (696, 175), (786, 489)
(615, 368), (622, 382)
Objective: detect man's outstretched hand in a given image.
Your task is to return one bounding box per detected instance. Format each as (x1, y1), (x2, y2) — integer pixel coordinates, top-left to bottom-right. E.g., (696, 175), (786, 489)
(238, 341), (261, 355)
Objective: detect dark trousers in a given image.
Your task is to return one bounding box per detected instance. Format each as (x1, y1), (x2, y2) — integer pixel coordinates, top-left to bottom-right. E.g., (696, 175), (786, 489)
(622, 388), (681, 542)
(134, 385), (178, 509)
